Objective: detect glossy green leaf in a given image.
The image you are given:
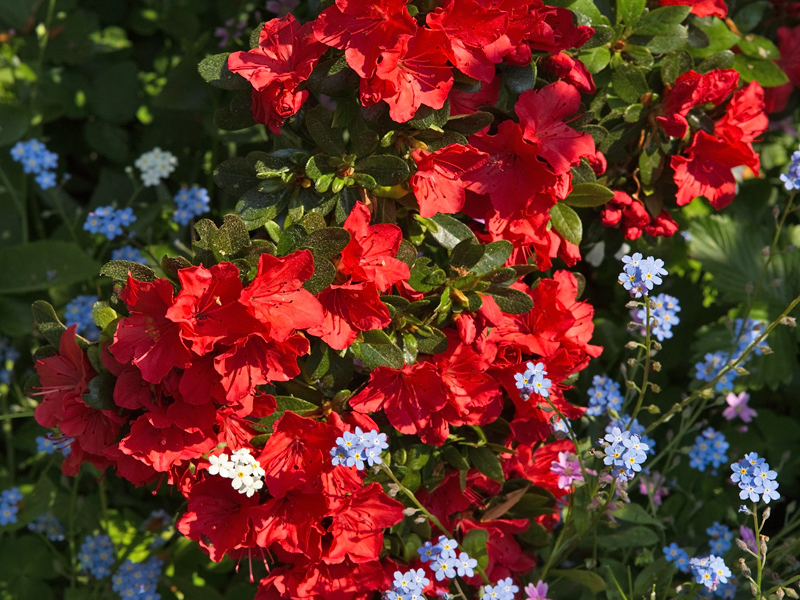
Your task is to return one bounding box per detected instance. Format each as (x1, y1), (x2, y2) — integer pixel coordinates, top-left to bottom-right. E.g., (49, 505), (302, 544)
(611, 64), (648, 104)
(563, 182), (615, 208)
(687, 17), (740, 58)
(472, 241), (513, 275)
(616, 0), (646, 24)
(428, 214), (477, 250)
(82, 372), (117, 410)
(597, 525), (660, 549)
(737, 35), (780, 61)
(734, 54), (789, 87)
(197, 53), (250, 89)
(213, 156), (260, 197)
(445, 111), (494, 135)
(468, 447), (505, 482)
(354, 155), (410, 186)
(306, 104), (346, 156)
(99, 260), (156, 283)
(236, 187), (291, 230)
(485, 286), (533, 314)
(550, 203), (583, 246)
(357, 329), (405, 370)
(31, 301), (67, 348)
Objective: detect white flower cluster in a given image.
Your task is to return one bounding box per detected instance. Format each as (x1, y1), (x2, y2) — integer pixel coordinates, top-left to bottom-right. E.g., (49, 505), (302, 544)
(134, 147), (178, 187)
(207, 449), (265, 497)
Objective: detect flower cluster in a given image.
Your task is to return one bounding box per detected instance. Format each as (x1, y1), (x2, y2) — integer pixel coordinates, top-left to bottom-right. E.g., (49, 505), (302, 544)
(134, 148), (178, 187)
(0, 487), (21, 526)
(207, 449), (266, 497)
(28, 513), (66, 541)
(483, 578), (519, 600)
(690, 555), (731, 591)
(664, 543), (691, 573)
(385, 568), (430, 600)
(586, 375), (622, 416)
(78, 534), (115, 578)
(330, 427), (388, 470)
(601, 427), (649, 482)
(780, 143), (800, 190)
(83, 206), (137, 240)
(514, 361), (552, 400)
(173, 186), (211, 225)
(112, 557), (163, 600)
(64, 294), (100, 341)
(0, 336), (19, 384)
(706, 522), (732, 555)
(112, 245), (147, 264)
(689, 428), (729, 473)
(633, 293), (681, 341)
(10, 138), (60, 189)
(695, 318), (769, 393)
(606, 417), (655, 455)
(618, 254), (668, 298)
(731, 452), (780, 504)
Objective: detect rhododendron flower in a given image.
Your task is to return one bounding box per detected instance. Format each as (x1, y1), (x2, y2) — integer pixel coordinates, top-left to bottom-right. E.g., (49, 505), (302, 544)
(541, 52), (596, 93)
(659, 0), (727, 18)
(307, 282), (392, 350)
(362, 27), (454, 123)
(657, 69), (739, 139)
(228, 16), (327, 133)
(601, 191), (678, 240)
(312, 0), (417, 79)
(410, 144), (488, 217)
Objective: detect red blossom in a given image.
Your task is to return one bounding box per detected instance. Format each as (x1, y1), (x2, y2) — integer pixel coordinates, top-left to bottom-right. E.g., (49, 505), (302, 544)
(657, 69), (739, 139)
(410, 144), (489, 217)
(601, 191), (678, 241)
(239, 250), (325, 342)
(312, 0), (417, 79)
(778, 25), (800, 89)
(449, 76), (501, 115)
(364, 27), (454, 123)
(253, 492), (328, 561)
(257, 558), (388, 600)
(109, 276), (193, 384)
(349, 363), (450, 446)
(540, 51), (596, 93)
(658, 0), (727, 18)
(459, 518), (536, 583)
(515, 81), (596, 175)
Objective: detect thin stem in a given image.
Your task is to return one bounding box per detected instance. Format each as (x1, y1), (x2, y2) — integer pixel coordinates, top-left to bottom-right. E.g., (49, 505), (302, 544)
(67, 469), (82, 588)
(0, 410), (35, 420)
(630, 298), (652, 422)
(753, 502), (763, 600)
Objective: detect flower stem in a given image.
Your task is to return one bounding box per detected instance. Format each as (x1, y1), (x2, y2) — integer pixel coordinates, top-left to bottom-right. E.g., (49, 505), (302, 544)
(630, 298), (652, 423)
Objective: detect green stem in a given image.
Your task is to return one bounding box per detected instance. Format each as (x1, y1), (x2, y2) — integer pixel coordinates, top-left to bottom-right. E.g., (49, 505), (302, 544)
(30, 0), (58, 114)
(67, 469), (82, 588)
(0, 410), (35, 420)
(753, 502), (763, 600)
(629, 298), (652, 422)
(0, 165), (28, 244)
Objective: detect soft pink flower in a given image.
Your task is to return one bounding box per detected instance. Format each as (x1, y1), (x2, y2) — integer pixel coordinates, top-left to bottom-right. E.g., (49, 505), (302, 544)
(723, 392), (757, 423)
(525, 581), (551, 600)
(550, 451), (584, 490)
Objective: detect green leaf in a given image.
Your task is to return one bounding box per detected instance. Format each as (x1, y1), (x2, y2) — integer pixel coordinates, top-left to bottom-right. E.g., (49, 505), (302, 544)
(612, 503), (665, 528)
(660, 50), (693, 84)
(485, 286), (533, 314)
(445, 111), (494, 135)
(31, 301), (67, 348)
(634, 6), (691, 28)
(733, 1), (770, 34)
(461, 528), (489, 562)
(306, 104), (346, 156)
(213, 156), (260, 197)
(414, 326), (448, 355)
(276, 223), (309, 256)
(550, 203), (583, 246)
(248, 149), (298, 178)
(472, 241), (513, 276)
(236, 187), (291, 230)
(408, 101), (450, 130)
(563, 182), (614, 208)
(0, 104), (29, 146)
(504, 63), (536, 94)
(733, 54), (789, 87)
(611, 64), (648, 104)
(616, 0), (646, 24)
(82, 372), (116, 410)
(214, 91), (256, 130)
(737, 35), (780, 61)
(303, 227), (351, 259)
(354, 155), (410, 186)
(441, 445), (470, 471)
(631, 24), (688, 55)
(451, 239), (486, 270)
(597, 525), (660, 549)
(302, 256), (336, 295)
(255, 395), (318, 438)
(194, 215), (252, 262)
(428, 214), (478, 250)
(580, 46), (611, 74)
(696, 49), (735, 73)
(0, 241), (101, 294)
(686, 17), (740, 59)
(468, 447), (505, 482)
(99, 260), (156, 283)
(197, 53), (250, 89)
(357, 329), (405, 370)
(551, 569), (606, 593)
(307, 56), (361, 97)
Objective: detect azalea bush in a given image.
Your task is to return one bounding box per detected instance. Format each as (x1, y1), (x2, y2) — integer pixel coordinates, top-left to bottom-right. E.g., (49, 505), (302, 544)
(2, 1), (800, 600)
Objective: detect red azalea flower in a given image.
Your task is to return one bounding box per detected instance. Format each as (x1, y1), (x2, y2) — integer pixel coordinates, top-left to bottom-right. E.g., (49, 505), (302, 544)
(312, 0), (417, 79)
(34, 325), (95, 428)
(59, 402), (120, 456)
(177, 475), (260, 562)
(178, 354), (227, 407)
(166, 262), (260, 356)
(515, 82), (596, 175)
(228, 16), (327, 134)
(778, 25), (800, 88)
(239, 250), (325, 342)
(349, 363), (450, 446)
(426, 0), (508, 83)
(253, 492), (328, 561)
(466, 120), (560, 217)
(109, 276), (193, 384)
(540, 51), (596, 93)
(459, 518), (536, 583)
(657, 69), (739, 139)
(715, 82), (768, 145)
(324, 483), (404, 564)
(410, 144), (489, 217)
(658, 0), (727, 18)
(449, 76), (501, 116)
(671, 130), (759, 209)
(257, 558), (388, 600)
(504, 438), (576, 497)
(257, 411), (339, 498)
(214, 332), (309, 404)
(364, 27), (454, 123)
(601, 191), (677, 241)
(306, 282), (392, 351)
(338, 202), (410, 291)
